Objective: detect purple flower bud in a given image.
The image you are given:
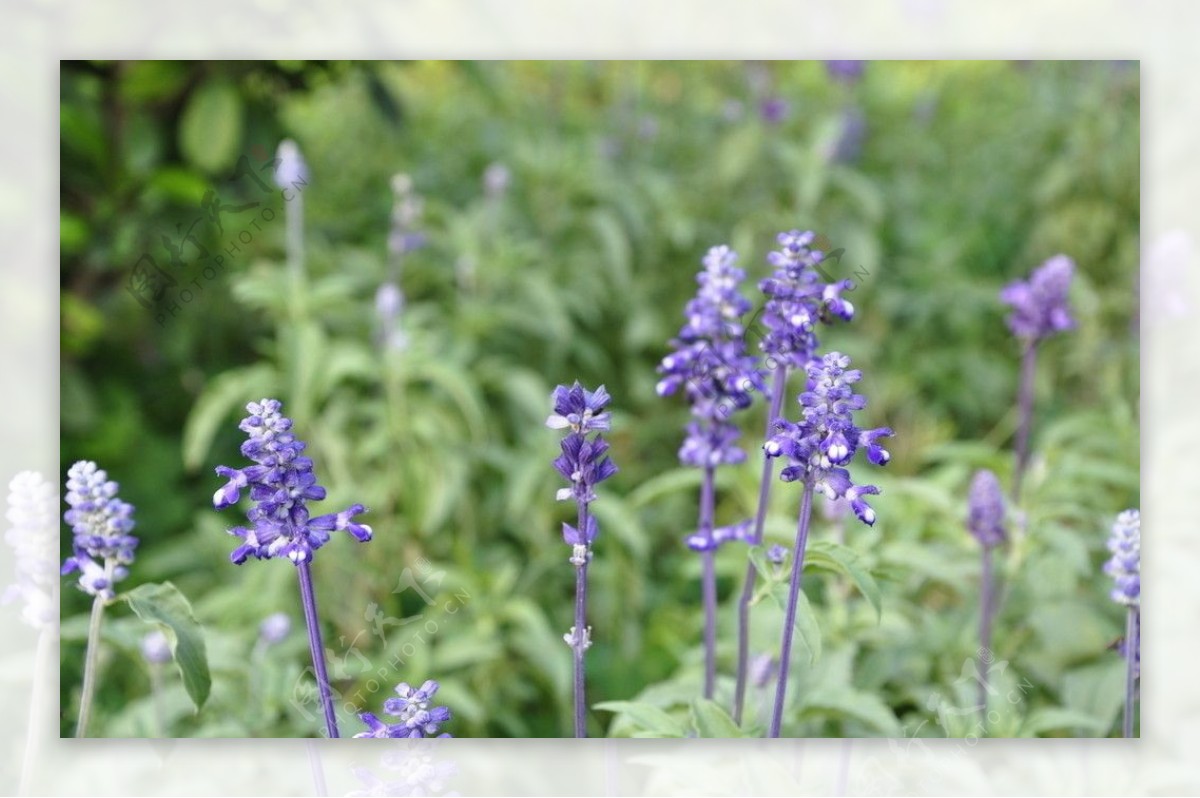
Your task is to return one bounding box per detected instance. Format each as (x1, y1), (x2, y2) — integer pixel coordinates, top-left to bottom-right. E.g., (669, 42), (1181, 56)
(966, 470), (1007, 548)
(355, 680), (453, 738)
(273, 140), (309, 189)
(61, 461), (138, 599)
(999, 255), (1076, 341)
(140, 630), (172, 665)
(766, 544), (789, 564)
(1104, 510), (1140, 607)
(259, 612), (291, 645)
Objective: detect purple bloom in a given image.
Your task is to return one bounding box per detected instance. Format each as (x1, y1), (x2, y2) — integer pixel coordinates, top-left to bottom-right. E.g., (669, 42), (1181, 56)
(388, 173), (426, 256)
(829, 106), (867, 164)
(259, 612), (292, 645)
(766, 544), (789, 564)
(546, 382), (612, 434)
(658, 245), (763, 469)
(140, 630), (171, 665)
(760, 97), (791, 124)
(1000, 254), (1076, 341)
(60, 461), (138, 600)
(354, 680), (453, 739)
(765, 353), (892, 526)
(483, 162), (511, 199)
(214, 399), (372, 565)
(1104, 509), (1140, 607)
(273, 140), (309, 189)
(685, 520), (753, 552)
(825, 60), (866, 83)
(966, 470), (1007, 548)
(758, 230), (855, 369)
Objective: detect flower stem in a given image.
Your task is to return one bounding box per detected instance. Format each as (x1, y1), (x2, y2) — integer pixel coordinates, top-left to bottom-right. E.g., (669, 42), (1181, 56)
(734, 363), (789, 724)
(1013, 342), (1038, 502)
(770, 481), (814, 738)
(75, 593), (107, 737)
(978, 546), (995, 727)
(1123, 607), (1140, 738)
(19, 627), (54, 793)
(700, 464), (717, 700)
(572, 501), (591, 738)
(297, 561), (339, 738)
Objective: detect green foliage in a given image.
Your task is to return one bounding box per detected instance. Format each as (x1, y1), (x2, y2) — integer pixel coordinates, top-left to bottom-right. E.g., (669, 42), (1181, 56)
(60, 60), (1138, 737)
(121, 582), (212, 711)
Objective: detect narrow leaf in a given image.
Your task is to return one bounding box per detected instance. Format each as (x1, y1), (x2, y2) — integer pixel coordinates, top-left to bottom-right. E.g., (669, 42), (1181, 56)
(122, 582), (211, 712)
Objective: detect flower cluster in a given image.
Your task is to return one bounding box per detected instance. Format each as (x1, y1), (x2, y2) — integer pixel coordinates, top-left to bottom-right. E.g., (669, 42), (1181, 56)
(213, 399), (372, 565)
(61, 461), (138, 600)
(999, 254), (1076, 341)
(685, 520), (752, 553)
(3, 471), (58, 629)
(354, 680), (453, 738)
(758, 230), (855, 369)
(657, 245), (763, 467)
(547, 382), (617, 547)
(1104, 509), (1140, 607)
(765, 353), (893, 526)
(966, 470), (1007, 548)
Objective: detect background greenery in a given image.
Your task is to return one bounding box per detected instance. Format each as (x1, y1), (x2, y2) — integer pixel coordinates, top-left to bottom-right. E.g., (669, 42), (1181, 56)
(59, 60), (1139, 737)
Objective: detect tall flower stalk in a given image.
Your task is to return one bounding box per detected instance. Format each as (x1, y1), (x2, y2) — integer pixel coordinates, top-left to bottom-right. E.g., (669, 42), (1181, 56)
(965, 469), (1008, 724)
(764, 353), (892, 737)
(547, 382), (617, 737)
(5, 471), (59, 789)
(1000, 254), (1075, 501)
(658, 244), (762, 700)
(213, 399), (373, 738)
(60, 461), (139, 737)
(1104, 509), (1140, 737)
(734, 229), (855, 723)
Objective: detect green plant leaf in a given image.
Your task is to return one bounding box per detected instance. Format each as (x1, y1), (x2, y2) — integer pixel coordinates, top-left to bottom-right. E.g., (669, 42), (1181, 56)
(178, 80), (244, 173)
(806, 540), (883, 620)
(690, 698), (745, 738)
(121, 582), (211, 712)
(595, 700), (686, 737)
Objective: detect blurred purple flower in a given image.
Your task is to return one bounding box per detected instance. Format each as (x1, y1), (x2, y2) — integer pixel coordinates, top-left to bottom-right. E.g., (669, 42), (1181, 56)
(966, 470), (1007, 548)
(825, 61), (866, 83)
(1000, 254), (1076, 341)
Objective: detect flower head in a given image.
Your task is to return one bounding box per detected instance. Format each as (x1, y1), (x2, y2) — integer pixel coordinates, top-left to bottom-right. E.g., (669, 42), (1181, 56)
(273, 139), (309, 189)
(140, 630), (172, 665)
(214, 399), (371, 565)
(1104, 509), (1140, 607)
(353, 680), (453, 739)
(60, 461), (138, 600)
(765, 353), (892, 526)
(966, 470), (1007, 548)
(1000, 254), (1076, 341)
(389, 173), (426, 256)
(825, 60), (866, 83)
(658, 245), (763, 466)
(3, 471), (58, 629)
(259, 612), (292, 645)
(549, 383), (617, 552)
(546, 382), (612, 434)
(758, 230), (855, 368)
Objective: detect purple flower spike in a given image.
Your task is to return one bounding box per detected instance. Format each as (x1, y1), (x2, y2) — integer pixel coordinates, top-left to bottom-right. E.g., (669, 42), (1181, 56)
(61, 461), (138, 600)
(765, 353), (890, 527)
(355, 680), (453, 739)
(966, 470), (1007, 548)
(1104, 510), (1140, 607)
(214, 399), (371, 565)
(1000, 254), (1076, 341)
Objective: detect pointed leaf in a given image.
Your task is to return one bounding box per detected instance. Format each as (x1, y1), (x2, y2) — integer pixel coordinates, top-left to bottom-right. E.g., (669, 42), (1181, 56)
(121, 582), (211, 712)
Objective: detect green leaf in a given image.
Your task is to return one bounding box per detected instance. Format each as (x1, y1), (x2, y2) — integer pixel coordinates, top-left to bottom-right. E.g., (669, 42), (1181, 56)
(690, 698), (746, 738)
(178, 80), (244, 173)
(798, 688), (902, 737)
(595, 700), (686, 737)
(768, 584), (821, 665)
(1019, 707), (1108, 737)
(121, 582), (211, 712)
(806, 540), (884, 620)
(627, 468), (702, 510)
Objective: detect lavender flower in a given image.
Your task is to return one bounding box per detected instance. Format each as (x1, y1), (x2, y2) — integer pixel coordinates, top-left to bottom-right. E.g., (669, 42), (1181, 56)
(966, 470), (1007, 548)
(259, 612), (292, 645)
(214, 399), (372, 564)
(825, 60), (866, 83)
(140, 630), (172, 665)
(766, 544), (789, 564)
(273, 139), (309, 190)
(375, 281), (408, 351)
(658, 244), (761, 701)
(1000, 254), (1076, 342)
(548, 381), (616, 736)
(1106, 508), (1140, 737)
(760, 97), (791, 124)
(767, 352), (891, 737)
(1104, 509), (1140, 607)
(765, 353), (892, 526)
(758, 231), (855, 369)
(483, 162), (511, 199)
(3, 471), (58, 630)
(354, 680), (453, 739)
(214, 399), (370, 739)
(389, 173), (427, 256)
(61, 461), (137, 600)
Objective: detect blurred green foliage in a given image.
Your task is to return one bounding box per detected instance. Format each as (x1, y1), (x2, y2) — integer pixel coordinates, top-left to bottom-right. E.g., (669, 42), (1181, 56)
(59, 60), (1139, 737)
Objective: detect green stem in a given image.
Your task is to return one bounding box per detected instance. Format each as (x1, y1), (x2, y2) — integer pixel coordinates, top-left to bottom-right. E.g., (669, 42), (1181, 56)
(75, 594), (107, 737)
